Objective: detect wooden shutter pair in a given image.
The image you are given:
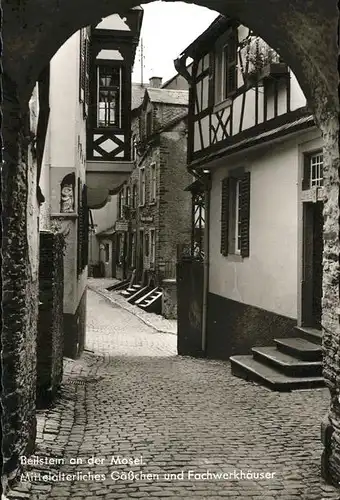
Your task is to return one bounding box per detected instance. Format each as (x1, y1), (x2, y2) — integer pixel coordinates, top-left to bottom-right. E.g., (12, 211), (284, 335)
(220, 172), (251, 258)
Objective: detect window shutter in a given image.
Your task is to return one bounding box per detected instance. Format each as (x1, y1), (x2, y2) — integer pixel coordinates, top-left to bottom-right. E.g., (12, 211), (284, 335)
(220, 177), (230, 256)
(240, 171), (250, 258)
(79, 30), (85, 103)
(302, 154), (310, 190)
(226, 33), (238, 97)
(208, 52), (215, 106)
(77, 179), (83, 275)
(84, 32), (90, 117)
(82, 185), (89, 269)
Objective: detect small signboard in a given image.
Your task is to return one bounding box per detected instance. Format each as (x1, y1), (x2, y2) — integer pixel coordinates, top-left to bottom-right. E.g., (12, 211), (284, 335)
(115, 221), (128, 232)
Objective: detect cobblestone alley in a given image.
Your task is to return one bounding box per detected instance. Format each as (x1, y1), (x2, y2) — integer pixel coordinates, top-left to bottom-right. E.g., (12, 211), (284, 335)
(7, 286), (340, 500)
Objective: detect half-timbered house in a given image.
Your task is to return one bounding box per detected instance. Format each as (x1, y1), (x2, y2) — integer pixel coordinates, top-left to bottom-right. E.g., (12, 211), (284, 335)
(175, 15), (325, 389)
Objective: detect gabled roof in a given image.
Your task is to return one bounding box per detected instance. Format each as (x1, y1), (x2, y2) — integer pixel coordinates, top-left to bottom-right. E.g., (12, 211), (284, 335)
(162, 61), (193, 89)
(132, 84), (189, 115)
(178, 14), (237, 59)
(131, 83), (150, 110)
(146, 88), (189, 106)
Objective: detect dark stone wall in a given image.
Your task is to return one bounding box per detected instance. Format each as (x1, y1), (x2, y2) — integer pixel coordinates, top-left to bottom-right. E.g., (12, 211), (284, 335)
(1, 77), (38, 479)
(37, 231), (65, 407)
(318, 116), (340, 486)
(63, 288), (87, 359)
(158, 122), (192, 271)
(206, 293), (297, 360)
(162, 279), (177, 319)
(177, 259), (204, 357)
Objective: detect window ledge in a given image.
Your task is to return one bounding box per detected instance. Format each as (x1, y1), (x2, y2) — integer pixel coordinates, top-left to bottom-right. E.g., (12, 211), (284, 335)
(226, 253), (243, 262)
(213, 98), (232, 114)
(51, 212), (78, 219)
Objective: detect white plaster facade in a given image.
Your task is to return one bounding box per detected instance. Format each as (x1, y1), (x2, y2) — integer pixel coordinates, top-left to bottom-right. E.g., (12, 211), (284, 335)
(208, 128), (322, 320)
(39, 29), (87, 317)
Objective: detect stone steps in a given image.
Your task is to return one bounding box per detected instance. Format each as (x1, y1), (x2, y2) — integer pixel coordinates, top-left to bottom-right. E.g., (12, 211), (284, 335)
(295, 326), (322, 345)
(230, 355), (324, 391)
(230, 326), (324, 391)
(274, 337), (322, 361)
(252, 346), (322, 377)
(136, 287), (163, 314)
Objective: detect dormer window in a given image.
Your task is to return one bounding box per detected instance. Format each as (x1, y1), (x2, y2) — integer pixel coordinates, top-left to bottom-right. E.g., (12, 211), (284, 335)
(97, 66), (121, 127)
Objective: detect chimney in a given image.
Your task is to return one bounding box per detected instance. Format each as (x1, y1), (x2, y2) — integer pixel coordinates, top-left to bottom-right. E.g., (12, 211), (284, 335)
(149, 76), (163, 88)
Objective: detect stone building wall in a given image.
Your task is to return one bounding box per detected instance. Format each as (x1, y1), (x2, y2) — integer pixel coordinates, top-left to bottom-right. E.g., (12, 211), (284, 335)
(37, 231), (64, 407)
(1, 89), (40, 484)
(120, 101), (191, 285)
(158, 119), (192, 275)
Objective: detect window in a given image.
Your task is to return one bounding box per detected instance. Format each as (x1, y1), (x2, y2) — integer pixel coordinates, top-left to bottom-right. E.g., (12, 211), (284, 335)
(309, 152), (324, 188)
(116, 234), (122, 265)
(221, 171), (250, 257)
(150, 229), (156, 266)
(139, 229), (144, 260)
(118, 234), (125, 264)
(118, 189), (124, 218)
(146, 111), (153, 136)
(192, 190), (205, 259)
(131, 134), (137, 161)
(214, 31), (238, 103)
(130, 232), (136, 267)
(144, 232), (150, 257)
(132, 184), (137, 209)
(150, 163), (156, 203)
(125, 186), (131, 207)
(139, 167), (145, 206)
(97, 66), (121, 127)
(104, 243), (110, 263)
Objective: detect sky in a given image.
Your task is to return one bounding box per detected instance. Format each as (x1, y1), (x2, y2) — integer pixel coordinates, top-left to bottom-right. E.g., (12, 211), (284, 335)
(132, 2), (219, 84)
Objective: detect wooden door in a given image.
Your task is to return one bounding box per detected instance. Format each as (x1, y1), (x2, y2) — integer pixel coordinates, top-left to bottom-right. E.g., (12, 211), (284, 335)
(302, 201), (323, 328)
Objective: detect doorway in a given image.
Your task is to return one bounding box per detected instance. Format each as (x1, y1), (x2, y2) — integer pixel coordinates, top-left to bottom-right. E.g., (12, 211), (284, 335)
(301, 201), (324, 329)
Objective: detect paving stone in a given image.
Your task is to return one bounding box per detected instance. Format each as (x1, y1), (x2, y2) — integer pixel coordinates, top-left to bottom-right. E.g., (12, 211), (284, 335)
(6, 287), (340, 499)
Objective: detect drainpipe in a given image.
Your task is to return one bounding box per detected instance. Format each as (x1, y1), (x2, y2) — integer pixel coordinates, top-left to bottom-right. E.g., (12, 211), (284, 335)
(201, 174), (211, 355)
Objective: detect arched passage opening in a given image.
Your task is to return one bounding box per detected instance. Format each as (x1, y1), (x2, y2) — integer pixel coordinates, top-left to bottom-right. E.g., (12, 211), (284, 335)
(1, 0), (339, 491)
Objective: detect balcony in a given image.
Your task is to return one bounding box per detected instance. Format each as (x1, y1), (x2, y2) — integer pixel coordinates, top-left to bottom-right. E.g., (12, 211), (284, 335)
(86, 160), (133, 209)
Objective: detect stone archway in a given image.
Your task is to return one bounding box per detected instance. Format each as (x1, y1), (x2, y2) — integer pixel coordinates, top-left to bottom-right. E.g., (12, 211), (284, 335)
(1, 0), (339, 487)
(2, 0), (339, 118)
